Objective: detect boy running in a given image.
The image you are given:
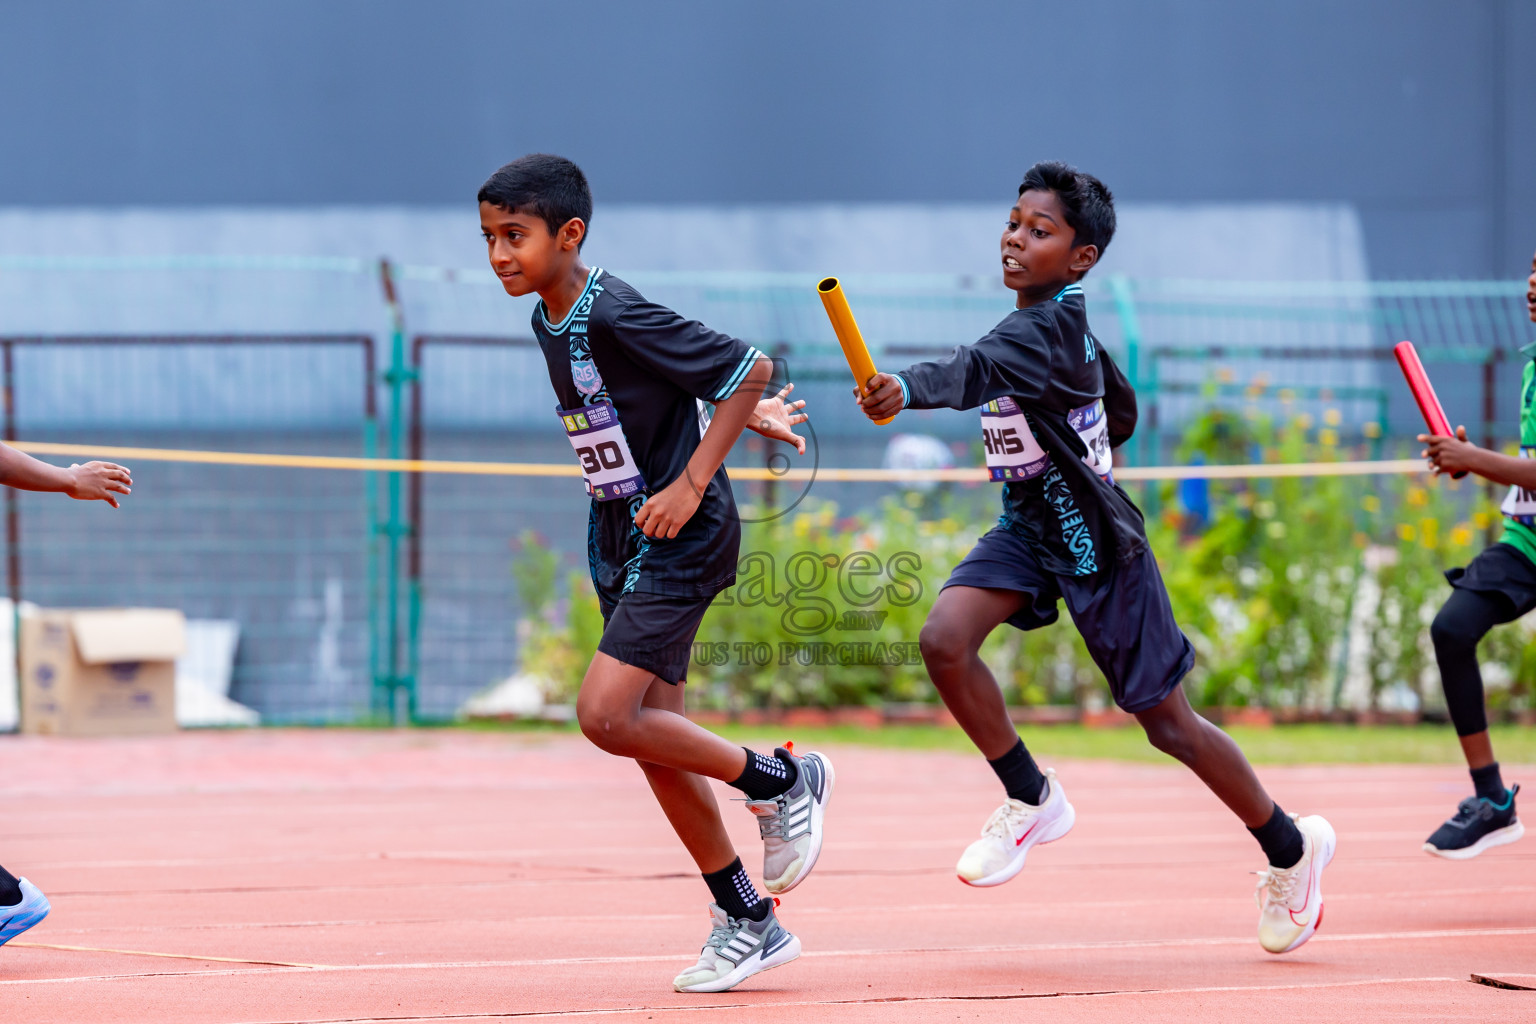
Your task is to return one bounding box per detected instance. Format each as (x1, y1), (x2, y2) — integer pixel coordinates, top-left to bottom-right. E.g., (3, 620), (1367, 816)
(855, 161), (1335, 955)
(479, 154), (832, 993)
(1415, 247), (1536, 859)
(0, 448), (132, 950)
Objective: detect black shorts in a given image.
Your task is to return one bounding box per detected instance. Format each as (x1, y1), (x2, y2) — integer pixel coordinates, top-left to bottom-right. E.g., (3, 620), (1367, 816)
(597, 590), (713, 685)
(1446, 542), (1536, 617)
(942, 526), (1195, 713)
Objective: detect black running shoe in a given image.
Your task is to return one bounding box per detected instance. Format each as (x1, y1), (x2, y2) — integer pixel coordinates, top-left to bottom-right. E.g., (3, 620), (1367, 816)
(1424, 783), (1523, 860)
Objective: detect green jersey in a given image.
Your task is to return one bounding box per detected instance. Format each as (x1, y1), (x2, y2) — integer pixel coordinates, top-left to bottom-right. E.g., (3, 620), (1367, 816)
(1497, 342), (1536, 567)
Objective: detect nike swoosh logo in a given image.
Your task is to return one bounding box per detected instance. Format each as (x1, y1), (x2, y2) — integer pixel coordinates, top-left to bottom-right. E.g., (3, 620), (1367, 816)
(1289, 856), (1319, 925)
(1015, 819), (1041, 847)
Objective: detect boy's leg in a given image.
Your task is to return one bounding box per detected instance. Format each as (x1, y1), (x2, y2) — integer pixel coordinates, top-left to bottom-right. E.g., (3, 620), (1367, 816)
(1425, 583), (1525, 858)
(1066, 545), (1332, 954)
(580, 592), (833, 897)
(628, 677), (803, 995)
(1431, 587), (1511, 773)
(1133, 686), (1275, 829)
(919, 548), (1076, 887)
(578, 651), (750, 781)
(632, 675), (742, 879)
(919, 584), (1031, 760)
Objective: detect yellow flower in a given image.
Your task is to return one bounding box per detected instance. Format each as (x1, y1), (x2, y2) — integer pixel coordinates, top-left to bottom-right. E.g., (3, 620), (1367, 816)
(1474, 510), (1491, 530)
(1420, 517), (1439, 546)
(1363, 421), (1383, 439)
(1279, 388), (1297, 404)
(1319, 428), (1338, 448)
(1451, 526), (1473, 547)
(1295, 413), (1313, 430)
(1397, 523), (1417, 543)
(1323, 408), (1342, 426)
(1361, 494), (1381, 513)
(1406, 486), (1428, 507)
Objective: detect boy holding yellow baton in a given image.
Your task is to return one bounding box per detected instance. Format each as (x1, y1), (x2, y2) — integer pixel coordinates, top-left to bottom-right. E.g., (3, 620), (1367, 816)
(851, 161), (1334, 956)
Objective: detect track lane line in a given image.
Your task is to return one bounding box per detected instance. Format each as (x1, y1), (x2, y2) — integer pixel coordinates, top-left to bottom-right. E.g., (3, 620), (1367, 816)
(6, 924), (1534, 987)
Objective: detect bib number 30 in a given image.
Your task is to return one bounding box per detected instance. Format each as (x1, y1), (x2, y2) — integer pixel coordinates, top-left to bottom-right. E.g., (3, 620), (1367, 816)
(557, 400), (647, 501)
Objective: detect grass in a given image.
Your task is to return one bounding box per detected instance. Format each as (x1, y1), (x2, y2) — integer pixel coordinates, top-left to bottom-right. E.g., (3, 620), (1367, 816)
(459, 718), (1536, 765)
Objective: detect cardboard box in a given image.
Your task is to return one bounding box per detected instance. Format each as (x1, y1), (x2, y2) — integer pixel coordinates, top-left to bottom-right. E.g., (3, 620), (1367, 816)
(20, 609), (187, 736)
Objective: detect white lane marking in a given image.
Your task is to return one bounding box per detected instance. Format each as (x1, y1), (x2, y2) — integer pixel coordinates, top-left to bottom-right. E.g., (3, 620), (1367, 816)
(5, 925), (1535, 987)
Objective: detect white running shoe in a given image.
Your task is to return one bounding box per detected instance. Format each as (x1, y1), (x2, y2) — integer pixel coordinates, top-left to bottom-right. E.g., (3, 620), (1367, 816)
(672, 902), (801, 993)
(0, 879), (50, 947)
(955, 768), (1075, 887)
(1255, 813), (1336, 954)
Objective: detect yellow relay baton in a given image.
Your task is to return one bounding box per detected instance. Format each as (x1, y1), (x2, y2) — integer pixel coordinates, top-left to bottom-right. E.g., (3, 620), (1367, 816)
(817, 276), (894, 426)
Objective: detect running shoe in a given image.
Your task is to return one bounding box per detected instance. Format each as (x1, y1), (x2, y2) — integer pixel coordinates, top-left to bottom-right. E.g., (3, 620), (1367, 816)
(1424, 783), (1523, 860)
(0, 879), (50, 948)
(745, 745), (834, 895)
(672, 901), (801, 993)
(1255, 813), (1336, 954)
(955, 768), (1075, 887)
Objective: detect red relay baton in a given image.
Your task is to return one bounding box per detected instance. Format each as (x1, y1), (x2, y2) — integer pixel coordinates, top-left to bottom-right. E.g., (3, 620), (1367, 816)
(1393, 340), (1467, 479)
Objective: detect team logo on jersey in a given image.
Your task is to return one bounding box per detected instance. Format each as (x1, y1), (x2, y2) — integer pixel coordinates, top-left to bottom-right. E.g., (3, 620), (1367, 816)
(571, 360), (604, 396)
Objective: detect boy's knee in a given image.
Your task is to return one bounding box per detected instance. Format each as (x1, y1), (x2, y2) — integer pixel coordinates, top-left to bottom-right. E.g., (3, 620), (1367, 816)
(576, 691), (636, 754)
(1430, 607), (1473, 657)
(919, 618), (972, 671)
(1140, 716), (1197, 764)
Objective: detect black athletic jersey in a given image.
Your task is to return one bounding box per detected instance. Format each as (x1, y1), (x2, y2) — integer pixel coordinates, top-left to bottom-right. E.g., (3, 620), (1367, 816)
(895, 284), (1143, 576)
(533, 267), (764, 601)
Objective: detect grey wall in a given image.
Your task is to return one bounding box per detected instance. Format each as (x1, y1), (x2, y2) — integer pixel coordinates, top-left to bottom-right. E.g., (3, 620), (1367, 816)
(1, 1), (1531, 278)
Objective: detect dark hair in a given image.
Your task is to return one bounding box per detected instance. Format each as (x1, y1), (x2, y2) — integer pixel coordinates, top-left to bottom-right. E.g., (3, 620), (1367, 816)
(478, 154), (593, 247)
(1019, 161), (1115, 264)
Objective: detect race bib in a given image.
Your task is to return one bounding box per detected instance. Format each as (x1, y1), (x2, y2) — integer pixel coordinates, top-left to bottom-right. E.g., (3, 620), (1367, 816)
(1067, 399), (1114, 481)
(1502, 447), (1536, 525)
(557, 400), (646, 501)
(980, 397), (1050, 481)
(980, 397), (1115, 482)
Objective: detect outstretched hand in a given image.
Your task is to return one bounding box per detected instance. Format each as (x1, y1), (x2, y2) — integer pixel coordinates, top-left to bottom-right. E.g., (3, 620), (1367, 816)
(66, 461), (132, 508)
(855, 372), (905, 422)
(1418, 425), (1480, 477)
(748, 382), (809, 454)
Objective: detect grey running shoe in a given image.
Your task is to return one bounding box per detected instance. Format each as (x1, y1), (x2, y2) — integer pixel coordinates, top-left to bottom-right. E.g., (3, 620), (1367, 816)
(745, 745), (834, 894)
(672, 902), (801, 993)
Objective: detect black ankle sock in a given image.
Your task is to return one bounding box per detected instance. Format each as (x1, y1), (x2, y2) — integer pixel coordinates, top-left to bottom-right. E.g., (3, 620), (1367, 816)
(702, 857), (769, 921)
(988, 738), (1046, 805)
(1249, 803), (1304, 869)
(1471, 762), (1509, 804)
(0, 865), (21, 907)
(730, 748), (797, 801)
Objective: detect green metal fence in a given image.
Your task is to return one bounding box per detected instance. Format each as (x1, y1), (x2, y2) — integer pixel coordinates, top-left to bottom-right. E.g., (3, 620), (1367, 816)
(0, 256), (1529, 722)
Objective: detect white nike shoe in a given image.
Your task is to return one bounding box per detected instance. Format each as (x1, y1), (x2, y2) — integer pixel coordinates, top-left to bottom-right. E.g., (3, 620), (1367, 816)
(1255, 813), (1336, 954)
(955, 768), (1075, 887)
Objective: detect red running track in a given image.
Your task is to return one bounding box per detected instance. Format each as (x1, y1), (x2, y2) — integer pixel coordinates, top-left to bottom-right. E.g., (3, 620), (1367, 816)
(1, 729), (1533, 1022)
